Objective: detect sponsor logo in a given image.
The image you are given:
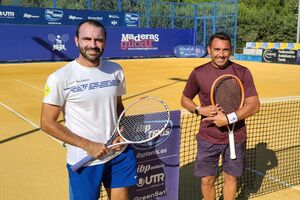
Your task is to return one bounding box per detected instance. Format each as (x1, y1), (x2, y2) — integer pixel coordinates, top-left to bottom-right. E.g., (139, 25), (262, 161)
(68, 15), (83, 20)
(125, 13), (139, 27)
(23, 13), (40, 19)
(277, 50), (296, 63)
(137, 173), (165, 187)
(125, 13), (139, 24)
(88, 16), (103, 21)
(136, 148), (167, 159)
(120, 34), (159, 50)
(64, 79), (121, 93)
(48, 34), (69, 51)
(173, 45), (206, 58)
(0, 10), (15, 18)
(45, 9), (63, 22)
(121, 34), (159, 42)
(111, 20), (118, 26)
(137, 164), (165, 174)
(263, 49), (297, 63)
(133, 120), (172, 150)
(109, 14), (120, 19)
(262, 49), (276, 63)
(133, 190), (167, 200)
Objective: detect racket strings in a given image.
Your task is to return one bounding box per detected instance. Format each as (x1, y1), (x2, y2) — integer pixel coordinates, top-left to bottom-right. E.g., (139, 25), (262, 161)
(118, 98), (169, 143)
(214, 78), (242, 114)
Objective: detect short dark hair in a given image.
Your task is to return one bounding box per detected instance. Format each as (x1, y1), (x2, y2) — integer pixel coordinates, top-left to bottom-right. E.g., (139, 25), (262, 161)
(75, 20), (107, 40)
(208, 32), (231, 46)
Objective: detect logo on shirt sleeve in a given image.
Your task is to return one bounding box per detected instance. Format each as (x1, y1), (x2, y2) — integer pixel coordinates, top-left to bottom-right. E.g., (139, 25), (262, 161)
(44, 84), (51, 97)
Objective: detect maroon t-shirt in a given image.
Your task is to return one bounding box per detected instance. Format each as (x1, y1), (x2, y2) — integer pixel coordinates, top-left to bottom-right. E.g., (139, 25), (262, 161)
(183, 61), (258, 144)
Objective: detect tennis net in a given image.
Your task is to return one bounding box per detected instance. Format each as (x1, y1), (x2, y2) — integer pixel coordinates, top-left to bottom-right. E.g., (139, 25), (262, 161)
(100, 97), (300, 199)
(179, 96), (300, 199)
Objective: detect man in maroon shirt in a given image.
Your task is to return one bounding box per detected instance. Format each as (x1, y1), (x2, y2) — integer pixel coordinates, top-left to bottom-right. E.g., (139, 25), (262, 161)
(181, 32), (260, 200)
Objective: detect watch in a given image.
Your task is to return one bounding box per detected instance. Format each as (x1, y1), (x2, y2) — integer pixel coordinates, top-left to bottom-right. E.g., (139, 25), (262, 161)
(194, 106), (200, 115)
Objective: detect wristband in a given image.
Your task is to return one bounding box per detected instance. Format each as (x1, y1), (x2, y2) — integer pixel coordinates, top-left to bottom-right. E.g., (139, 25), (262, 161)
(194, 106), (200, 115)
(226, 112), (238, 124)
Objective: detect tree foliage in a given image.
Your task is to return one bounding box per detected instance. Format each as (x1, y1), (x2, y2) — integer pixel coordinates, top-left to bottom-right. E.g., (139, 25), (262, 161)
(237, 0), (298, 51)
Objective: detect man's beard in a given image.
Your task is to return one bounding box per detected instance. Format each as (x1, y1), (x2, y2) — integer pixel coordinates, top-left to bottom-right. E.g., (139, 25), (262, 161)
(79, 46), (103, 63)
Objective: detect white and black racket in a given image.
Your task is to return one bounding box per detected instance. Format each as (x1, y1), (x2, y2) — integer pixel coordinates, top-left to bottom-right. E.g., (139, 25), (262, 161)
(71, 96), (170, 172)
(211, 74), (244, 159)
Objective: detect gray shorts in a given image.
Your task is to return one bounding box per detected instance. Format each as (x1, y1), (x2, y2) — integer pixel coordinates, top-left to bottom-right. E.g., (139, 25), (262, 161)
(194, 139), (246, 177)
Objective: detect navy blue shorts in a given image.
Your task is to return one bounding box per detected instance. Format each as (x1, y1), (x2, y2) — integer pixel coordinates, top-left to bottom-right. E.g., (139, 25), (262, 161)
(67, 147), (137, 200)
(194, 139), (246, 177)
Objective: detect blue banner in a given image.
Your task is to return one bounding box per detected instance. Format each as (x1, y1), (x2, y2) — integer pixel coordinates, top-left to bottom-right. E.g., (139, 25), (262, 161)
(0, 6), (139, 27)
(173, 45), (207, 58)
(234, 54), (262, 62)
(296, 50), (300, 64)
(0, 25), (77, 61)
(129, 110), (181, 200)
(105, 28), (193, 58)
(0, 25), (193, 61)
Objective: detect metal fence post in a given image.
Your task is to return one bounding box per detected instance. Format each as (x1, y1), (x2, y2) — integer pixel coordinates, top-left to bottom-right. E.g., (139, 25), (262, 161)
(233, 0), (238, 54)
(171, 2), (174, 29)
(13, 0), (18, 6)
(52, 0), (56, 8)
(118, 0), (122, 12)
(297, 0), (300, 42)
(203, 17), (207, 47)
(86, 0), (90, 10)
(193, 4), (198, 45)
(213, 0), (216, 33)
(146, 0), (149, 28)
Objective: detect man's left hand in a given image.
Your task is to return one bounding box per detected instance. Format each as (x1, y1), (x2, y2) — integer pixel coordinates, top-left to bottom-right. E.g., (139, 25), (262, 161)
(202, 110), (228, 127)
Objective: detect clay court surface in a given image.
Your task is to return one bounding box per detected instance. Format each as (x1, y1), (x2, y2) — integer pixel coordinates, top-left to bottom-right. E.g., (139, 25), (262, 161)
(0, 58), (300, 199)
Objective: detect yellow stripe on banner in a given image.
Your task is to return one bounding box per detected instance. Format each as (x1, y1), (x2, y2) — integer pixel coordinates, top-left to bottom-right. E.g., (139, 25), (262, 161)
(294, 43), (300, 50)
(255, 42), (262, 49)
(280, 43), (288, 49)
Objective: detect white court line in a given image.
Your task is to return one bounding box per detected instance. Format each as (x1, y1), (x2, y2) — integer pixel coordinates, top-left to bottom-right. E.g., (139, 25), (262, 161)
(0, 102), (64, 145)
(246, 168), (300, 191)
(0, 102), (39, 128)
(15, 79), (44, 91)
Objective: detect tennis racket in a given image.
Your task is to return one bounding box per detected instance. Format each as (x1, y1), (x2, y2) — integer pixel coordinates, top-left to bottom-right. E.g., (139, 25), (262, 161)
(71, 96), (170, 172)
(211, 74), (244, 159)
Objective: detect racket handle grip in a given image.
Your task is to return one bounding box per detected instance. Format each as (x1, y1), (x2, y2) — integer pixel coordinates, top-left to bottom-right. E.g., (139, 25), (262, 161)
(70, 155), (94, 172)
(107, 142), (129, 148)
(229, 132), (237, 160)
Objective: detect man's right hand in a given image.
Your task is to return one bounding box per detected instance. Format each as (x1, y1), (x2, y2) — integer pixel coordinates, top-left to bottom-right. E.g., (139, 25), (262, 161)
(85, 141), (109, 159)
(199, 104), (223, 117)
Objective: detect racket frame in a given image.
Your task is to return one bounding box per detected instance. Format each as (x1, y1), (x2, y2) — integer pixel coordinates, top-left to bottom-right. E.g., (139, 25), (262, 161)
(210, 74), (245, 160)
(71, 96), (170, 172)
(110, 96), (170, 148)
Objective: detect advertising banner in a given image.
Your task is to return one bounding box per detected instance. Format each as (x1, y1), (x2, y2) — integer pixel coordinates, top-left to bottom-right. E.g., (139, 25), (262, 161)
(0, 25), (77, 61)
(262, 49), (297, 64)
(0, 6), (21, 24)
(129, 110), (181, 200)
(296, 50), (300, 64)
(105, 28), (193, 58)
(0, 25), (193, 61)
(0, 6), (139, 27)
